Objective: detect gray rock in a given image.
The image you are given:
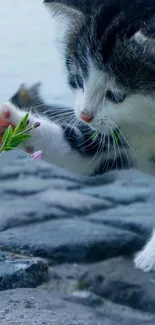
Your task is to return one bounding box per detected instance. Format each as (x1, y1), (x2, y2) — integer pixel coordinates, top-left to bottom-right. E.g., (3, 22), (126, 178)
(77, 257), (155, 314)
(0, 188), (112, 231)
(0, 288), (154, 325)
(0, 176), (55, 195)
(116, 168), (155, 186)
(0, 157), (115, 186)
(86, 202), (155, 236)
(0, 175), (82, 194)
(38, 189), (113, 214)
(0, 252), (48, 290)
(0, 196), (67, 231)
(38, 178), (82, 190)
(0, 288), (99, 325)
(80, 182), (150, 204)
(0, 219), (142, 263)
(66, 289), (103, 307)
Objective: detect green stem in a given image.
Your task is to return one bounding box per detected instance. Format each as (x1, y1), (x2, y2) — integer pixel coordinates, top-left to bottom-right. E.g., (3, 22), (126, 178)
(14, 125), (33, 137)
(0, 141), (6, 153)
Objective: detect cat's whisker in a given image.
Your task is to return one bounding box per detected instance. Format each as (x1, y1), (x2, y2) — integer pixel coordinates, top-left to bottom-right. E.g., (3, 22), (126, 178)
(85, 132), (104, 168)
(102, 130), (109, 172)
(107, 125), (118, 172)
(46, 110), (74, 118)
(112, 120), (139, 168)
(77, 132), (100, 152)
(98, 126), (109, 172)
(45, 113), (75, 123)
(109, 123), (125, 170)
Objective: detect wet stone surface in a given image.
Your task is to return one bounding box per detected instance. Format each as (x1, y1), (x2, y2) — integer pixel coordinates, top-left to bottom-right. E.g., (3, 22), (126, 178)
(0, 158), (155, 324)
(0, 252), (48, 291)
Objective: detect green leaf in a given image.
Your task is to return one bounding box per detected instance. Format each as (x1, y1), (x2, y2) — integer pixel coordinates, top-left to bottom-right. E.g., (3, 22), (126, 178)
(0, 113), (39, 154)
(114, 129), (120, 145)
(2, 125), (13, 146)
(12, 134), (31, 141)
(92, 131), (99, 141)
(9, 134), (31, 149)
(3, 147), (13, 151)
(13, 113), (29, 135)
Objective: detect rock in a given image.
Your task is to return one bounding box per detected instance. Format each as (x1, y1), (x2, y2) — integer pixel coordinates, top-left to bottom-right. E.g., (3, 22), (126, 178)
(86, 202), (155, 236)
(0, 176), (53, 195)
(37, 178), (81, 190)
(0, 252), (48, 290)
(0, 157), (115, 186)
(41, 264), (103, 307)
(66, 289), (103, 307)
(0, 219), (143, 263)
(0, 195), (67, 231)
(0, 288), (98, 325)
(77, 257), (155, 314)
(38, 189), (113, 214)
(1, 137), (155, 323)
(0, 288), (154, 325)
(0, 175), (82, 194)
(0, 188), (112, 231)
(80, 182), (150, 205)
(116, 168), (155, 186)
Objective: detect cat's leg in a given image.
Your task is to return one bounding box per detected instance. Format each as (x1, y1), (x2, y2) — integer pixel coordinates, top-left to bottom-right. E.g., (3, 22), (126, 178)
(0, 101), (113, 175)
(134, 229), (155, 272)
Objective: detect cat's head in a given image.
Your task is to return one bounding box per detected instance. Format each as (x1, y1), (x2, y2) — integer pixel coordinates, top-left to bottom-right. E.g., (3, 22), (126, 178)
(45, 0), (155, 135)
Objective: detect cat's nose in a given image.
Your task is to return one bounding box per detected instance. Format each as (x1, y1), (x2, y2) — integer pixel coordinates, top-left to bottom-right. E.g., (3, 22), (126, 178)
(80, 113), (93, 123)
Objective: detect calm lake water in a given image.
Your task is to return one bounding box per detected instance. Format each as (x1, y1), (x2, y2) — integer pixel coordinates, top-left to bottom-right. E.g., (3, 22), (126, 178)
(0, 0), (74, 106)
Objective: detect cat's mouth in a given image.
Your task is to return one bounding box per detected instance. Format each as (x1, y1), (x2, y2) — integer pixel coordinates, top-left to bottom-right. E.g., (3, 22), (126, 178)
(80, 115), (121, 144)
(79, 111), (119, 138)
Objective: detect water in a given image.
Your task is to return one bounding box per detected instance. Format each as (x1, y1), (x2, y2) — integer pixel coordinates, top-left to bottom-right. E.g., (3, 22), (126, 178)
(0, 0), (74, 106)
(0, 0), (74, 169)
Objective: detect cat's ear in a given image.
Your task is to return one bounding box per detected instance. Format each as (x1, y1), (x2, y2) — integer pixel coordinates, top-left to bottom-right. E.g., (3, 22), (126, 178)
(95, 0), (155, 62)
(123, 1), (155, 39)
(44, 2), (84, 29)
(140, 16), (155, 40)
(18, 82), (41, 99)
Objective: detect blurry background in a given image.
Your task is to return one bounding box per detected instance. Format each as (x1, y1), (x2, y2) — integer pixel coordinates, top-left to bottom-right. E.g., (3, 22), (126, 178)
(0, 0), (74, 105)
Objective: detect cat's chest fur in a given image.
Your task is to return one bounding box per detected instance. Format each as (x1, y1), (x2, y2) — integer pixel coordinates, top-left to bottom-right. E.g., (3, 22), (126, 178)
(123, 128), (155, 176)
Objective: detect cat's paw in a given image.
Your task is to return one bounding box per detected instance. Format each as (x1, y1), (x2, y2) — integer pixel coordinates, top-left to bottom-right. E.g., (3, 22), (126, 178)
(0, 102), (34, 152)
(134, 249), (155, 272)
(0, 102), (22, 127)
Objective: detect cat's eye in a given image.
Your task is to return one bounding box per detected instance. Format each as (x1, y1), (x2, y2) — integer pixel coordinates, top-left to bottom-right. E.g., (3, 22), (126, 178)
(106, 90), (126, 104)
(68, 75), (84, 90)
(76, 76), (84, 90)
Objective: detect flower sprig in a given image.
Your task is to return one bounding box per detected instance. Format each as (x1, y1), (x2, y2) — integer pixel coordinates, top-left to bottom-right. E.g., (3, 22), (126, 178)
(0, 113), (42, 160)
(92, 131), (99, 141)
(113, 129), (120, 145)
(92, 128), (120, 145)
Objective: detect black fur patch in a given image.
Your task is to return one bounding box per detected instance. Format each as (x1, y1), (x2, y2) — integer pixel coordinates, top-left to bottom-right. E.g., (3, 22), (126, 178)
(64, 0), (155, 94)
(62, 122), (127, 156)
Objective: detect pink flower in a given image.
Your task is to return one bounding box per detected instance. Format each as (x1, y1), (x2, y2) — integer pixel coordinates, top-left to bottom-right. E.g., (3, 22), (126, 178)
(31, 150), (42, 160)
(33, 121), (40, 129)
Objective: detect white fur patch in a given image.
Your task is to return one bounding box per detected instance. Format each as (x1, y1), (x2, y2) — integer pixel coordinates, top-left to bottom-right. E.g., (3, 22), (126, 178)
(134, 229), (155, 272)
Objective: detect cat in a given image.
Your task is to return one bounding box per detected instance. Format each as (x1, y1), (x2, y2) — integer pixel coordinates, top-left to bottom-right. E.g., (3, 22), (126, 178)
(1, 0), (155, 272)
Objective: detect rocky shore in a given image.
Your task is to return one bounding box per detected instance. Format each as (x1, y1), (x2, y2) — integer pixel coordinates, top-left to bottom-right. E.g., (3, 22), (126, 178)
(0, 156), (155, 324)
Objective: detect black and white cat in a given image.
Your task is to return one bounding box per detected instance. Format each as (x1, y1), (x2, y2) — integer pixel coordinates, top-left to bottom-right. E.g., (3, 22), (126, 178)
(1, 0), (155, 272)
